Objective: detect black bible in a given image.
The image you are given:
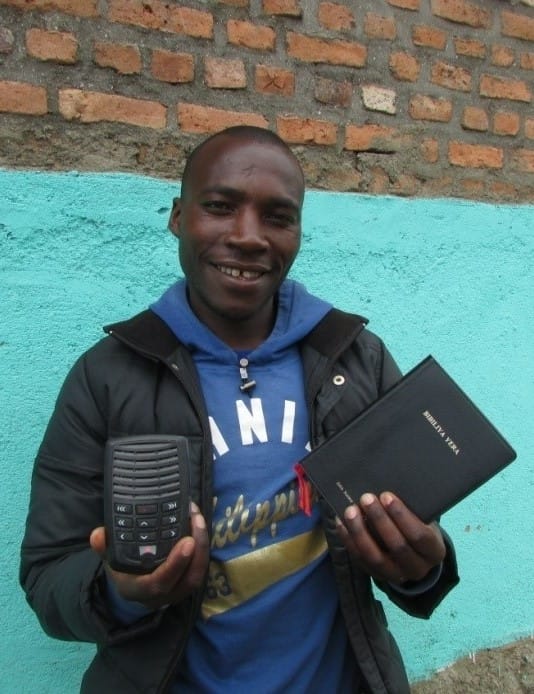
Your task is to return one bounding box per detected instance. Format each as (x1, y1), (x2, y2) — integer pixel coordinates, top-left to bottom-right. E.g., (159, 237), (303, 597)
(298, 356), (516, 523)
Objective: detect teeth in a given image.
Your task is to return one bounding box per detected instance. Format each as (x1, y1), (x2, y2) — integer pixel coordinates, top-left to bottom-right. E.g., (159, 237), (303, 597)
(217, 265), (261, 280)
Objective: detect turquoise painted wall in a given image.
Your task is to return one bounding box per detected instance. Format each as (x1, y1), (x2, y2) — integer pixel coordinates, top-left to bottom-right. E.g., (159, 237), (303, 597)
(2, 170), (533, 692)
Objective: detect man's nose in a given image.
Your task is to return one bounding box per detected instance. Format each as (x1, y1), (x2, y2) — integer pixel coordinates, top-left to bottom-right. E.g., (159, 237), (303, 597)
(227, 207), (268, 249)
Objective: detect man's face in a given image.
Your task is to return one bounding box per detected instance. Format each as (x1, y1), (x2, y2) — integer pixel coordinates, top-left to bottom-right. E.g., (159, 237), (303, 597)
(170, 136), (304, 346)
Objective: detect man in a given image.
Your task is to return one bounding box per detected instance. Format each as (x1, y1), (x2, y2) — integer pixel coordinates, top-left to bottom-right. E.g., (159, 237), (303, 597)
(20, 126), (458, 693)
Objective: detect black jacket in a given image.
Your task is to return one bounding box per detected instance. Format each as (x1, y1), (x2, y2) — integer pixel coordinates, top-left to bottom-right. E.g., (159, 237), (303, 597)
(20, 308), (459, 694)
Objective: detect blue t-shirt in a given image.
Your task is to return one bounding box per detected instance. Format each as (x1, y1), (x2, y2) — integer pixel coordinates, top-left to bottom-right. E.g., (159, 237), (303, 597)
(113, 280), (355, 691)
(176, 346), (353, 692)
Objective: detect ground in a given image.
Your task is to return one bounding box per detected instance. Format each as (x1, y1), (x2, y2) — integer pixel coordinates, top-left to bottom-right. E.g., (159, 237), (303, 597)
(411, 638), (534, 693)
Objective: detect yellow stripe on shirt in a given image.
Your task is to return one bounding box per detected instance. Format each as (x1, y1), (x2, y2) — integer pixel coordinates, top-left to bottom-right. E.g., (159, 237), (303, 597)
(202, 526), (328, 620)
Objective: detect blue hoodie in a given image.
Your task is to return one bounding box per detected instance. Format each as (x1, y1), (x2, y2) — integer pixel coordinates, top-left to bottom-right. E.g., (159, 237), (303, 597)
(112, 279), (355, 692)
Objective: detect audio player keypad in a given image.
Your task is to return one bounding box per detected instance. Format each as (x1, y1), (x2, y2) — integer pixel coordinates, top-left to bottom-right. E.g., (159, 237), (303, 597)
(113, 500), (182, 564)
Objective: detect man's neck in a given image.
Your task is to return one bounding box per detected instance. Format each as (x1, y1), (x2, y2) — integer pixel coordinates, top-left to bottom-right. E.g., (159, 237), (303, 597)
(209, 315), (273, 351)
(188, 295), (276, 351)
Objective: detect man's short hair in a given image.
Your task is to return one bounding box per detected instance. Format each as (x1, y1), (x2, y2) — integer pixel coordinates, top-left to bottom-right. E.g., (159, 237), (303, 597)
(180, 126), (303, 199)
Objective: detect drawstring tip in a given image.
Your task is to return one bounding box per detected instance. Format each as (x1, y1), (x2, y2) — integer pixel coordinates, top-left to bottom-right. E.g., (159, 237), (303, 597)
(239, 379), (256, 394)
(238, 358), (256, 396)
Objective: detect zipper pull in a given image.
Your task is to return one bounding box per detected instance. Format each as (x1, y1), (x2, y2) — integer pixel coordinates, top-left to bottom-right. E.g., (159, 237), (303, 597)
(239, 357), (256, 396)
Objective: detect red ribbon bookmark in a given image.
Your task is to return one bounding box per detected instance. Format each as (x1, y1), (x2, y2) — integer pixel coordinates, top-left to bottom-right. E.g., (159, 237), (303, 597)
(294, 462), (313, 517)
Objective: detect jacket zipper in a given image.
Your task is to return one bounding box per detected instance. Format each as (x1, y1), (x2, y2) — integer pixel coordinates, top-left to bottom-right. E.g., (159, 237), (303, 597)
(158, 355), (213, 694)
(107, 328), (212, 694)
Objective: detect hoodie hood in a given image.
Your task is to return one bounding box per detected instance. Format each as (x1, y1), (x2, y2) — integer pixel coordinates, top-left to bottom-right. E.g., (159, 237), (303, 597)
(150, 279), (332, 365)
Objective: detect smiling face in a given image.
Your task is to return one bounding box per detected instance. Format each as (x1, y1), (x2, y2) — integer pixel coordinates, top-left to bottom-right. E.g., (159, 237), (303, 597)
(169, 133), (304, 349)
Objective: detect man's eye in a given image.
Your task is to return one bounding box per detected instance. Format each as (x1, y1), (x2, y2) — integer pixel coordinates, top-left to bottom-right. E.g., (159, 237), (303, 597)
(203, 200), (232, 213)
(267, 213), (297, 227)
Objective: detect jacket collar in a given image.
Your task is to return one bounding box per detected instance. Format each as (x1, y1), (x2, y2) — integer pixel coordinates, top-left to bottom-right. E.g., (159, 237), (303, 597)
(304, 308), (368, 359)
(104, 308), (368, 364)
(104, 310), (182, 362)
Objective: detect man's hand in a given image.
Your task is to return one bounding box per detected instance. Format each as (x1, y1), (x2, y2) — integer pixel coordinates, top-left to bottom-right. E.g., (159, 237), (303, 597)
(336, 492), (446, 585)
(90, 502), (210, 610)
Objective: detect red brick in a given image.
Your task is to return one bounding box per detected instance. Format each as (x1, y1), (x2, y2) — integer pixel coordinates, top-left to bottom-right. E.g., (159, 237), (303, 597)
(520, 185), (534, 203)
(491, 44), (515, 67)
(412, 25), (447, 50)
(227, 19), (275, 50)
(409, 94), (453, 122)
(421, 137), (439, 163)
(364, 13), (396, 40)
(368, 167), (389, 194)
(480, 74), (531, 103)
(487, 181), (518, 200)
(59, 89), (166, 128)
(287, 32), (367, 67)
(424, 176), (454, 196)
(255, 65), (295, 95)
(205, 57), (246, 89)
(322, 167), (362, 191)
(448, 141), (503, 169)
(344, 124), (410, 152)
(459, 178), (485, 197)
(387, 0), (419, 9)
(526, 118), (534, 139)
(314, 76), (352, 107)
(166, 5), (214, 38)
(93, 42), (142, 75)
(151, 50), (194, 83)
(431, 0), (491, 29)
(392, 174), (419, 197)
(520, 52), (534, 70)
(462, 106), (488, 131)
(389, 51), (421, 81)
(277, 116), (337, 145)
(318, 2), (355, 31)
(501, 10), (534, 42)
(431, 61), (471, 91)
(0, 28), (14, 54)
(108, 0), (163, 30)
(163, 4), (214, 38)
(510, 149), (534, 173)
(177, 103), (268, 134)
(110, 0), (159, 28)
(492, 110), (520, 136)
(26, 28), (78, 64)
(0, 79), (47, 114)
(454, 37), (485, 58)
(262, 0), (301, 16)
(108, 1), (214, 39)
(0, 0), (98, 16)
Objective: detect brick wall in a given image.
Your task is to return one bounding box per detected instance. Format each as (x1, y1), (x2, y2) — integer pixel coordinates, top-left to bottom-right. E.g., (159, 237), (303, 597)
(0, 0), (533, 201)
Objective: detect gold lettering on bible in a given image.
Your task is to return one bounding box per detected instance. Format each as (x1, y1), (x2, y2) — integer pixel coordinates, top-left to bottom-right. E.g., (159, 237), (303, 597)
(422, 410), (461, 456)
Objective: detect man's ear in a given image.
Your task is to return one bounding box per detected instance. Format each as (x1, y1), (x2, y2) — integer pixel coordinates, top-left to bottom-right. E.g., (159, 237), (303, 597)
(168, 197), (181, 238)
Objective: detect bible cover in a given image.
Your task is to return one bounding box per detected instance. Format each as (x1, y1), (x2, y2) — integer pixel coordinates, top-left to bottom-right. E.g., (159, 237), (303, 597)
(300, 356), (516, 523)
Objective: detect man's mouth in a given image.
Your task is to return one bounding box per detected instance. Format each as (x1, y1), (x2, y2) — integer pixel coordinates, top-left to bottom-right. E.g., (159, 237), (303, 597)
(215, 264), (264, 280)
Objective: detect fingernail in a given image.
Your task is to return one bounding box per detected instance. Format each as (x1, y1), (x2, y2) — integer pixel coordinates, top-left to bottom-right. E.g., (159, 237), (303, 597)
(182, 539), (195, 557)
(194, 512), (206, 530)
(344, 505), (358, 520)
(334, 515), (343, 527)
(361, 493), (375, 506)
(190, 501), (200, 513)
(382, 492), (394, 506)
